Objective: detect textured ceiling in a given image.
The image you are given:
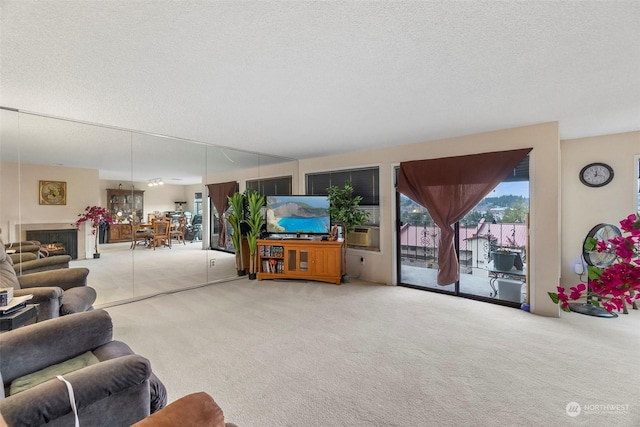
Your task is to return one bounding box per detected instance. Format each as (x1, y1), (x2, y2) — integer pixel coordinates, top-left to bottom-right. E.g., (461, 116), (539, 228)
(1, 1), (639, 162)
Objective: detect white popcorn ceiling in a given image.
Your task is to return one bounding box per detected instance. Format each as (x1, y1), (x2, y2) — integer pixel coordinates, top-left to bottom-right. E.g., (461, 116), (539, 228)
(1, 1), (639, 161)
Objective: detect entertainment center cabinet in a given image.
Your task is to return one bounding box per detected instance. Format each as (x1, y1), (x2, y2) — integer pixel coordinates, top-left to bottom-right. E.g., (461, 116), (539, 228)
(257, 239), (344, 285)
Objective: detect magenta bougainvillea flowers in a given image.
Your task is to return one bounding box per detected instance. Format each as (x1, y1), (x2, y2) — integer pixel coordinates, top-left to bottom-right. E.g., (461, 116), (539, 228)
(549, 213), (640, 313)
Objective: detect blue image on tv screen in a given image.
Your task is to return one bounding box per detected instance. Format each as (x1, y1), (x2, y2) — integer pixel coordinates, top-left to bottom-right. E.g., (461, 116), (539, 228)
(266, 196), (330, 235)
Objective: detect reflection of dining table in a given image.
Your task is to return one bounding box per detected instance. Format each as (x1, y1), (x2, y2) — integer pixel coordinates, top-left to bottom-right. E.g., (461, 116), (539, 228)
(136, 221), (176, 249)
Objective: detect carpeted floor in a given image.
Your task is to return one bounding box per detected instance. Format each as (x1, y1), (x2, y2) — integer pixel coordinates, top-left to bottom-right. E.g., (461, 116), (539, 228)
(105, 278), (640, 427)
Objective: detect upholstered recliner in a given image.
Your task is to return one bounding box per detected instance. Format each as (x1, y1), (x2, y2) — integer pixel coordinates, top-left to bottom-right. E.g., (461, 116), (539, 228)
(10, 252), (72, 275)
(0, 245), (95, 322)
(0, 310), (167, 426)
(3, 241), (42, 257)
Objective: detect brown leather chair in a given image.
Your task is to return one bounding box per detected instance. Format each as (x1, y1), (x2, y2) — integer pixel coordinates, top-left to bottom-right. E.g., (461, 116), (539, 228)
(131, 392), (236, 427)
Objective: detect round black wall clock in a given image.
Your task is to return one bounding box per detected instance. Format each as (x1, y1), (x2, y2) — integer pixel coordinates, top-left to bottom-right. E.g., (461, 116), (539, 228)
(579, 162), (614, 187)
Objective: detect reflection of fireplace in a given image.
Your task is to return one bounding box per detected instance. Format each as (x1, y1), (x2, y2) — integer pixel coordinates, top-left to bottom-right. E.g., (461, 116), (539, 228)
(26, 230), (77, 259)
(43, 243), (66, 256)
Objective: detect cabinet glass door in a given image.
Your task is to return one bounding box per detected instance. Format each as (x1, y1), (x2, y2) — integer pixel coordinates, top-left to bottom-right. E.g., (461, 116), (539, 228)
(299, 250), (308, 272)
(287, 249), (297, 272)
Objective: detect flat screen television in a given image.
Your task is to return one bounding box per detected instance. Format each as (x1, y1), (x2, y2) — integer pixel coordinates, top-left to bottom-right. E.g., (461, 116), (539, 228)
(265, 195), (331, 236)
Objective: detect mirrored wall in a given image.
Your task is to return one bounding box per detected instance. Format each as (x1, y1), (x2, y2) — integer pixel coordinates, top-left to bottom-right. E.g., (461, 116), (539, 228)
(0, 108), (296, 306)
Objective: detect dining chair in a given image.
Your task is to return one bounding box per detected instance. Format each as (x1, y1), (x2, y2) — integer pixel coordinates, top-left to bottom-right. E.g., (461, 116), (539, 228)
(151, 219), (171, 250)
(131, 220), (153, 250)
(170, 217), (187, 245)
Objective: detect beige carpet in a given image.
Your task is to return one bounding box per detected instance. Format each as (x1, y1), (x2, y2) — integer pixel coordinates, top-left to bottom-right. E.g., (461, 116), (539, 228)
(72, 241), (238, 306)
(105, 278), (640, 427)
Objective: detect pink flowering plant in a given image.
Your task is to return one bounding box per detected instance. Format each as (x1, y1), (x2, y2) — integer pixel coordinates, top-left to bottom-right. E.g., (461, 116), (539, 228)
(549, 213), (640, 314)
(75, 206), (114, 255)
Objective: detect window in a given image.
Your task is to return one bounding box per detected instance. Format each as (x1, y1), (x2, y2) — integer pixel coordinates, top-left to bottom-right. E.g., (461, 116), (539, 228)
(246, 176), (292, 196)
(194, 192), (202, 216)
(306, 167), (379, 225)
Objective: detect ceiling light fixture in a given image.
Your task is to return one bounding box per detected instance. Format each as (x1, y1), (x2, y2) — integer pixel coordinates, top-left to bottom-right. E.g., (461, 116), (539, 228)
(148, 178), (164, 187)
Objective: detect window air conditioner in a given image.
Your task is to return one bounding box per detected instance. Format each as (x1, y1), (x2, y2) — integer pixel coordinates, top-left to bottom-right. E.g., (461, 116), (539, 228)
(347, 227), (371, 247)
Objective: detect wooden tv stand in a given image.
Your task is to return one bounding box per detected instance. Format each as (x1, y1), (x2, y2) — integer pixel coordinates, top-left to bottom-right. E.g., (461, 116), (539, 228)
(257, 239), (344, 285)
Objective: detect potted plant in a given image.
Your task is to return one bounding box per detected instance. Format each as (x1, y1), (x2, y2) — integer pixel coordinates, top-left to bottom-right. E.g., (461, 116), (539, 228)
(490, 247), (517, 271)
(75, 206), (114, 258)
(245, 190), (265, 279)
(226, 192), (246, 275)
(549, 213), (640, 314)
(327, 180), (370, 282)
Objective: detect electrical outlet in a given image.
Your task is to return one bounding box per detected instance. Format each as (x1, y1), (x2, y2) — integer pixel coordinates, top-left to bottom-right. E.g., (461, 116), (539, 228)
(210, 259), (216, 268)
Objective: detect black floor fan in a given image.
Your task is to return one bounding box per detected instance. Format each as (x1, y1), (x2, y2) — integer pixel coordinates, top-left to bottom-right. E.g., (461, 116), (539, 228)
(569, 223), (621, 318)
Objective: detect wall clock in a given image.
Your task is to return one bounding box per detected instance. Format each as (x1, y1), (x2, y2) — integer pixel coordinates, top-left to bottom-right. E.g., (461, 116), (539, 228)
(39, 180), (67, 205)
(579, 162), (614, 187)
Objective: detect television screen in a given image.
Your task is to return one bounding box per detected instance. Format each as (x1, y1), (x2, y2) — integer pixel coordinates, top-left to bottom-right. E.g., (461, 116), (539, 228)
(266, 195), (330, 235)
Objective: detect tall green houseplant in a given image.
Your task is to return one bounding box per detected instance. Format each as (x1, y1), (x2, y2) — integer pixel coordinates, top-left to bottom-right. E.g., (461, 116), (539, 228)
(327, 180), (369, 281)
(245, 190), (265, 278)
(227, 192), (245, 275)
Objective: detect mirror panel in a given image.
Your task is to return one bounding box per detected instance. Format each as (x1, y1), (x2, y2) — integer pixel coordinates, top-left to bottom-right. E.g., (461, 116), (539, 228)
(1, 108), (296, 306)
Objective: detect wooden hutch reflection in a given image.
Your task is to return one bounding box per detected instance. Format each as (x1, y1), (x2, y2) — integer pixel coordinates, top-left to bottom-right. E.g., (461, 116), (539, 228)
(106, 188), (144, 243)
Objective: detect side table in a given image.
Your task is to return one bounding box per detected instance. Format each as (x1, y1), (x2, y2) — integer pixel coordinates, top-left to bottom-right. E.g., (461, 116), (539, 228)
(0, 304), (39, 332)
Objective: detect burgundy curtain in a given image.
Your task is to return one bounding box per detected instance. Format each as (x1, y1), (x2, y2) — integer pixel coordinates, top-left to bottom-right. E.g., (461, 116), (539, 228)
(207, 181), (238, 248)
(397, 148), (532, 285)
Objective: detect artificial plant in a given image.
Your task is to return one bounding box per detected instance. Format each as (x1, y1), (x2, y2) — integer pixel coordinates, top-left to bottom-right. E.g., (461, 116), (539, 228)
(327, 180), (370, 281)
(245, 190), (265, 277)
(227, 192), (246, 275)
(75, 205), (114, 257)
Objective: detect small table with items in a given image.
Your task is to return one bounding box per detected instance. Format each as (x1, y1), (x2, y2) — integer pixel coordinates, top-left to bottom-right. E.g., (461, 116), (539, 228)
(0, 304), (39, 332)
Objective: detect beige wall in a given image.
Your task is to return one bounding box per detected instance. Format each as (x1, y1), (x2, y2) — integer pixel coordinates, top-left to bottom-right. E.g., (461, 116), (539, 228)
(559, 131), (640, 289)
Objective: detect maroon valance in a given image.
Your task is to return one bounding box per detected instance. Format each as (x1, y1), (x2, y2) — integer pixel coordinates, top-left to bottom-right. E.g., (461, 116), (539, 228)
(398, 148), (532, 285)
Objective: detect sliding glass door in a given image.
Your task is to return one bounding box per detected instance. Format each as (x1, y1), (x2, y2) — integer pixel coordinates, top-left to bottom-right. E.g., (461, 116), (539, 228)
(397, 161), (530, 306)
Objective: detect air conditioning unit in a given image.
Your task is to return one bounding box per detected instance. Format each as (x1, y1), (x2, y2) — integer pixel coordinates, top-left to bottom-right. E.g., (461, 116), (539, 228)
(347, 227), (371, 247)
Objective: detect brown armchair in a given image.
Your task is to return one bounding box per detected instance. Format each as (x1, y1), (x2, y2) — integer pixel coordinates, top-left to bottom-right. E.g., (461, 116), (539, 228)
(1, 245), (95, 322)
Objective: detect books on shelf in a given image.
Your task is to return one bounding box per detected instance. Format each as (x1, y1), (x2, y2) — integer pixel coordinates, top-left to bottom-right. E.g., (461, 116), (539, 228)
(262, 259), (284, 273)
(259, 245), (284, 257)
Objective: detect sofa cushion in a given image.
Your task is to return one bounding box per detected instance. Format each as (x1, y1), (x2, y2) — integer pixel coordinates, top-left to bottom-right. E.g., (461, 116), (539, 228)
(60, 287), (97, 315)
(9, 351), (99, 395)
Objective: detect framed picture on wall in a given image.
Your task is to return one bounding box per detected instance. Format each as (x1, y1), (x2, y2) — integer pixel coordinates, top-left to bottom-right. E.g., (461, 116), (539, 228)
(39, 180), (67, 205)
